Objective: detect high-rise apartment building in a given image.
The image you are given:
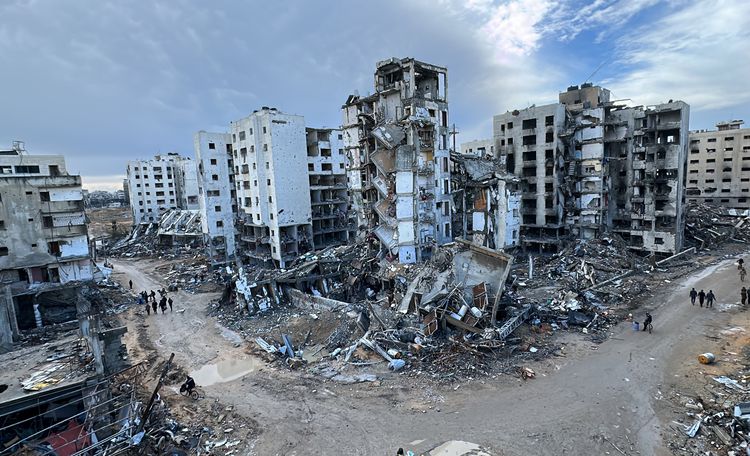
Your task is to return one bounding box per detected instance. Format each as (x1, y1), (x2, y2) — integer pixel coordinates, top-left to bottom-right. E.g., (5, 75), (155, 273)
(687, 120), (750, 210)
(305, 127), (353, 250)
(194, 131), (237, 265)
(125, 153), (199, 225)
(494, 84), (689, 254)
(230, 108), (313, 268)
(342, 57), (452, 264)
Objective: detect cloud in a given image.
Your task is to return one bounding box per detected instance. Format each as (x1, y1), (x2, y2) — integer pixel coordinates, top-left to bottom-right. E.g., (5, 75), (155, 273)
(606, 0), (750, 114)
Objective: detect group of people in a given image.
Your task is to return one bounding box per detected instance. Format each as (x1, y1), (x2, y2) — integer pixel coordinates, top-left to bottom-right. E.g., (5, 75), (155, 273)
(136, 288), (173, 315)
(689, 288), (716, 308)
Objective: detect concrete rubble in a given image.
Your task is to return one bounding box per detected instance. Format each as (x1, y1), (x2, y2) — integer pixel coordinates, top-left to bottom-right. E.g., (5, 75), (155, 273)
(108, 208), (203, 258)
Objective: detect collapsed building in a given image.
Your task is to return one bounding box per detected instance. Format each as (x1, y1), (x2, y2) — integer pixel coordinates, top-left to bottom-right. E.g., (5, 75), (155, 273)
(229, 108), (354, 268)
(451, 153), (521, 250)
(687, 120), (750, 211)
(493, 84), (689, 254)
(0, 142), (96, 342)
(342, 57), (453, 264)
(125, 153), (200, 225)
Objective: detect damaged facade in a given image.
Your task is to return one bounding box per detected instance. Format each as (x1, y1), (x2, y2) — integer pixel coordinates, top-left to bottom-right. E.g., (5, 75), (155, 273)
(342, 57), (453, 264)
(687, 120), (750, 210)
(0, 142), (93, 340)
(231, 108), (352, 268)
(125, 153), (200, 225)
(194, 131), (238, 265)
(451, 153), (521, 250)
(494, 84), (689, 254)
(305, 127), (354, 250)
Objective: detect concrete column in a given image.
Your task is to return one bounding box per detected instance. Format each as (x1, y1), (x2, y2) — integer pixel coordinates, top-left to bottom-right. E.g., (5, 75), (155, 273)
(0, 286), (19, 346)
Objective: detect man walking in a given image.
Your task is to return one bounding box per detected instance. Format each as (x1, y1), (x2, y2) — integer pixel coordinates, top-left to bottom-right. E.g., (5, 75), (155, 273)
(743, 287), (747, 306)
(159, 296), (167, 314)
(168, 297), (173, 312)
(145, 300), (151, 315)
(151, 299), (157, 314)
(706, 290), (716, 308)
(690, 288), (698, 305)
(150, 290), (156, 303)
(698, 289), (706, 308)
(129, 279), (133, 290)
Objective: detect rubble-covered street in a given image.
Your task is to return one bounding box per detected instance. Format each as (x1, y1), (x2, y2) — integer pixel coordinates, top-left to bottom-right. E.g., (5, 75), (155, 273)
(102, 242), (750, 455)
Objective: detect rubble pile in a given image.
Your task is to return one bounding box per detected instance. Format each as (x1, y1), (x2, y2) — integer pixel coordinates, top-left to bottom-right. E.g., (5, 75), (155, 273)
(667, 367), (750, 454)
(215, 241), (581, 381)
(107, 209), (203, 258)
(154, 257), (226, 294)
(685, 202), (750, 249)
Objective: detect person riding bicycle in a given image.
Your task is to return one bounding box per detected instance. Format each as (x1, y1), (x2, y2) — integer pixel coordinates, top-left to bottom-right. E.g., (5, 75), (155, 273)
(642, 313), (652, 332)
(181, 375), (196, 394)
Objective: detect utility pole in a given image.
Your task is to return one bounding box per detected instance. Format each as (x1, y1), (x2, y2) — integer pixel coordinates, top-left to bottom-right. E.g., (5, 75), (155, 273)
(449, 123), (460, 153)
(136, 352), (174, 436)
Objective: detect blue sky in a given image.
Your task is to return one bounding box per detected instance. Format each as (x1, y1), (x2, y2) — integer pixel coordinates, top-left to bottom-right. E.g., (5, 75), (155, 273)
(1, 0), (748, 190)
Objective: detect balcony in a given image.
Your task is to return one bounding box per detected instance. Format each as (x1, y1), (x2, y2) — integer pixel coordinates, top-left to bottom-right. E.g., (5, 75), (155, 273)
(372, 175), (391, 197)
(40, 200), (84, 213)
(374, 198), (397, 227)
(46, 224), (87, 239)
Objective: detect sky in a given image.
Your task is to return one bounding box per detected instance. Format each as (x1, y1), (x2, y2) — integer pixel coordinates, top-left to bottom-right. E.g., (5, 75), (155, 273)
(1, 0), (748, 191)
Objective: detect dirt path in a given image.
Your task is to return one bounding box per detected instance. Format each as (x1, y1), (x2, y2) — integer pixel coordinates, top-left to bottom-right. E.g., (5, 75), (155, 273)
(111, 259), (248, 373)
(110, 254), (746, 455)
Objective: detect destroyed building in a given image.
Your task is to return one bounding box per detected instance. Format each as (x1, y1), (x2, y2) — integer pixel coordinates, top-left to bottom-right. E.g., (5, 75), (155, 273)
(687, 120), (750, 211)
(231, 108), (352, 268)
(125, 153), (200, 225)
(194, 131), (238, 265)
(494, 84), (689, 254)
(342, 57), (453, 264)
(451, 153), (521, 250)
(0, 142), (93, 342)
(460, 139), (495, 158)
(306, 127), (355, 250)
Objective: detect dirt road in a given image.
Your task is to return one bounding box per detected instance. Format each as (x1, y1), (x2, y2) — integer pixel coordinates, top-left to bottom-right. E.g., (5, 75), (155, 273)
(111, 255), (746, 455)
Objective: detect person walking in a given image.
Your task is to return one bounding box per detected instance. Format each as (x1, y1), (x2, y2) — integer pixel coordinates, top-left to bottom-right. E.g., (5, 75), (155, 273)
(689, 288), (697, 305)
(129, 279), (133, 290)
(150, 290), (156, 302)
(642, 313), (652, 332)
(159, 297), (167, 313)
(145, 301), (151, 315)
(706, 290), (716, 308)
(151, 299), (157, 314)
(168, 297), (173, 312)
(741, 267), (747, 282)
(743, 287), (748, 306)
(698, 289), (706, 308)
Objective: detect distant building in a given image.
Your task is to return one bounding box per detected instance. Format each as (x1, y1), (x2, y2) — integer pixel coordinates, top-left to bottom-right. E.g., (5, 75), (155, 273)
(0, 142), (93, 338)
(460, 139), (495, 157)
(687, 120), (750, 210)
(494, 84), (689, 254)
(125, 153), (199, 225)
(194, 131), (237, 265)
(342, 57), (452, 263)
(122, 178), (130, 205)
